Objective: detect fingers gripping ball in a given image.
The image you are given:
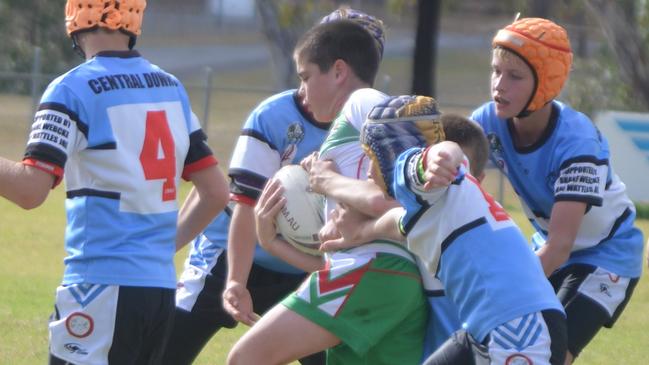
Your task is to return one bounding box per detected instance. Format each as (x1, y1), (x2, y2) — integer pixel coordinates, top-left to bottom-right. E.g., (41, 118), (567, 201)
(273, 165), (325, 256)
(361, 95), (444, 197)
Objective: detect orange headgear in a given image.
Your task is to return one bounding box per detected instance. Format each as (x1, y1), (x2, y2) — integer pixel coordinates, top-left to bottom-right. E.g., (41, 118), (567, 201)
(493, 17), (572, 114)
(65, 0), (146, 46)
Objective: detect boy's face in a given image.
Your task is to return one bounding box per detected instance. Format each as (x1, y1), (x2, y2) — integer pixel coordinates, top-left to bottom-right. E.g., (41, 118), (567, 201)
(490, 51), (535, 119)
(296, 56), (339, 123)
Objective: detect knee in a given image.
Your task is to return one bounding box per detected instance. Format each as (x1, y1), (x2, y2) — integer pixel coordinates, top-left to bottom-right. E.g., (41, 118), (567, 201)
(227, 342), (263, 365)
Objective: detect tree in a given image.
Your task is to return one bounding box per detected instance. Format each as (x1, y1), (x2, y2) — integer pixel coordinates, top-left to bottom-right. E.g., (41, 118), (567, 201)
(411, 0), (441, 97)
(255, 0), (323, 90)
(584, 0), (649, 109)
(0, 0), (74, 93)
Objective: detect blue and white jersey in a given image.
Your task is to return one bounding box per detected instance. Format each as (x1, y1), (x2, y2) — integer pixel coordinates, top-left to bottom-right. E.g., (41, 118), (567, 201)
(472, 101), (644, 278)
(187, 90), (330, 274)
(394, 148), (564, 342)
(23, 50), (217, 288)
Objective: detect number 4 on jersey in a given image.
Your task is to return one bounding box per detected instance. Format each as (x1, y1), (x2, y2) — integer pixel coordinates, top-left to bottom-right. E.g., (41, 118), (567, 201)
(139, 110), (176, 201)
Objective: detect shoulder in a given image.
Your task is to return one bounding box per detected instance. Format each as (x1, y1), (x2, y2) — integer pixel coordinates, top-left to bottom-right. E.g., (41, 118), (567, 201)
(254, 90), (298, 114)
(554, 101), (601, 143)
(342, 88), (388, 127)
(470, 102), (497, 125)
(245, 90), (300, 125)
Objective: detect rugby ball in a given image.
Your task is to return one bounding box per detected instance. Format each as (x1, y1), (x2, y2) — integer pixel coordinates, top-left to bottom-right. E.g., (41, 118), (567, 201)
(274, 165), (325, 256)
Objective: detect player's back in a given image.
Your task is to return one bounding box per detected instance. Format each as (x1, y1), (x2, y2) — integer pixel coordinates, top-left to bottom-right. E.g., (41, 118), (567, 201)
(396, 158), (563, 342)
(30, 51), (206, 288)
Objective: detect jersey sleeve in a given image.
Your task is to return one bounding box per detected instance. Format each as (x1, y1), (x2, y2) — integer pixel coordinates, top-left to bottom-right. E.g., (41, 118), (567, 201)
(181, 111), (218, 180)
(393, 147), (454, 234)
(22, 82), (84, 187)
(552, 136), (608, 207)
(228, 106), (282, 205)
(342, 88), (387, 131)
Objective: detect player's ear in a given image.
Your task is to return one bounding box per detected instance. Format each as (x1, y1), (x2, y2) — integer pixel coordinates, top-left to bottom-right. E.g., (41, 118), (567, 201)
(332, 59), (348, 82)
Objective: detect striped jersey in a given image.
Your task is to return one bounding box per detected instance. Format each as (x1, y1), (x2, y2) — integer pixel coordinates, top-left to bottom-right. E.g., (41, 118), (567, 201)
(472, 101), (643, 277)
(394, 148), (564, 342)
(188, 90), (330, 274)
(23, 50), (217, 288)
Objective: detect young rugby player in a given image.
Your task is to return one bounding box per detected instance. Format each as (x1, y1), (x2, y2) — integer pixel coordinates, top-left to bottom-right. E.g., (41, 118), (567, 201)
(161, 8), (386, 365)
(322, 97), (568, 364)
(0, 1), (229, 363)
(227, 20), (428, 365)
(471, 17), (644, 364)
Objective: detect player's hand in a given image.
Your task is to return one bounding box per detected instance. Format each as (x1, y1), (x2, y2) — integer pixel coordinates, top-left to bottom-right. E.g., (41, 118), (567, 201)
(254, 178), (285, 248)
(300, 152), (319, 172)
(317, 209), (341, 245)
(320, 204), (373, 252)
(423, 141), (463, 190)
(222, 281), (260, 326)
(307, 159), (339, 195)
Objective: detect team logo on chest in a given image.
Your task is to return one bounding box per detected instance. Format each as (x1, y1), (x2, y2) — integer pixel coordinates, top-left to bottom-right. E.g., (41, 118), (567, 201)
(287, 122), (305, 144)
(487, 133), (508, 174)
(281, 122), (305, 164)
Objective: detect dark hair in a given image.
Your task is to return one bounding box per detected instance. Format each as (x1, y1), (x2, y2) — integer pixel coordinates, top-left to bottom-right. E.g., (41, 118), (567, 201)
(440, 114), (489, 177)
(294, 20), (380, 85)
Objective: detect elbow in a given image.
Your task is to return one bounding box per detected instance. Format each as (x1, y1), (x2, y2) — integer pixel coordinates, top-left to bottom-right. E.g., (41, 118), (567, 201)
(14, 192), (47, 210)
(206, 182), (230, 213)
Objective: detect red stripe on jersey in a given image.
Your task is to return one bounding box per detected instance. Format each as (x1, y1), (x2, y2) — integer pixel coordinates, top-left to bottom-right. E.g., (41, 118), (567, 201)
(317, 261), (371, 295)
(230, 193), (256, 207)
(22, 158), (63, 188)
(182, 156), (218, 181)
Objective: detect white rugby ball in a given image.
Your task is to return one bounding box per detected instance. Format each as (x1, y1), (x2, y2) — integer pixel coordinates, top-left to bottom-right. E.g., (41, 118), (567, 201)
(274, 165), (325, 256)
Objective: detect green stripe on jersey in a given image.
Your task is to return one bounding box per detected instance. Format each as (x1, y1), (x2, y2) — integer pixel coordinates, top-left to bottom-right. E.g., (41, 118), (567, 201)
(319, 114), (360, 157)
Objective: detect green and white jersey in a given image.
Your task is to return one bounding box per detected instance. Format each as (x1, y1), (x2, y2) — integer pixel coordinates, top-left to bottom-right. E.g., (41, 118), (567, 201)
(318, 88), (387, 219)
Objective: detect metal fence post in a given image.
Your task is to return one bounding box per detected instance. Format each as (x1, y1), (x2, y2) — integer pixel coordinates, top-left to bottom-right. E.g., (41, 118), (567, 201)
(202, 66), (214, 133)
(498, 170), (505, 207)
(31, 46), (42, 117)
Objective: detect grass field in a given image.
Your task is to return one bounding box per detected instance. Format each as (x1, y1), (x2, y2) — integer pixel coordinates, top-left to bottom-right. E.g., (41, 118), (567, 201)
(1, 49), (648, 363)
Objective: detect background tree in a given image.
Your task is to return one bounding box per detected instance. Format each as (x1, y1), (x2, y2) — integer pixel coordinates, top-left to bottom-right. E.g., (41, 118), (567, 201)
(0, 0), (74, 93)
(583, 0), (649, 109)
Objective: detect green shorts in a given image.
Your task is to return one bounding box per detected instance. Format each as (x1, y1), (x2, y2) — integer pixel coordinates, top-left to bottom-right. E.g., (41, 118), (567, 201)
(282, 242), (428, 365)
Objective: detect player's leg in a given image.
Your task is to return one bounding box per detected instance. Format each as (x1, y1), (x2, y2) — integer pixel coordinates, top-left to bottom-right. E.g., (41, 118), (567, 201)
(487, 309), (567, 365)
(246, 264), (326, 365)
(48, 284), (121, 365)
(422, 330), (488, 365)
(549, 264), (638, 364)
(162, 250), (238, 365)
(132, 287), (176, 364)
(107, 286), (175, 364)
(227, 304), (339, 365)
(284, 245), (427, 365)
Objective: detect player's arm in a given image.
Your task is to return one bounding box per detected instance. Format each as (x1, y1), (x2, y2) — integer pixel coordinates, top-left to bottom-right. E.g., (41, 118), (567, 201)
(306, 158), (398, 217)
(320, 205), (404, 252)
(254, 178), (324, 272)
(223, 200), (259, 326)
(536, 201), (586, 276)
(421, 141), (464, 190)
(176, 166), (229, 251)
(0, 157), (55, 209)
